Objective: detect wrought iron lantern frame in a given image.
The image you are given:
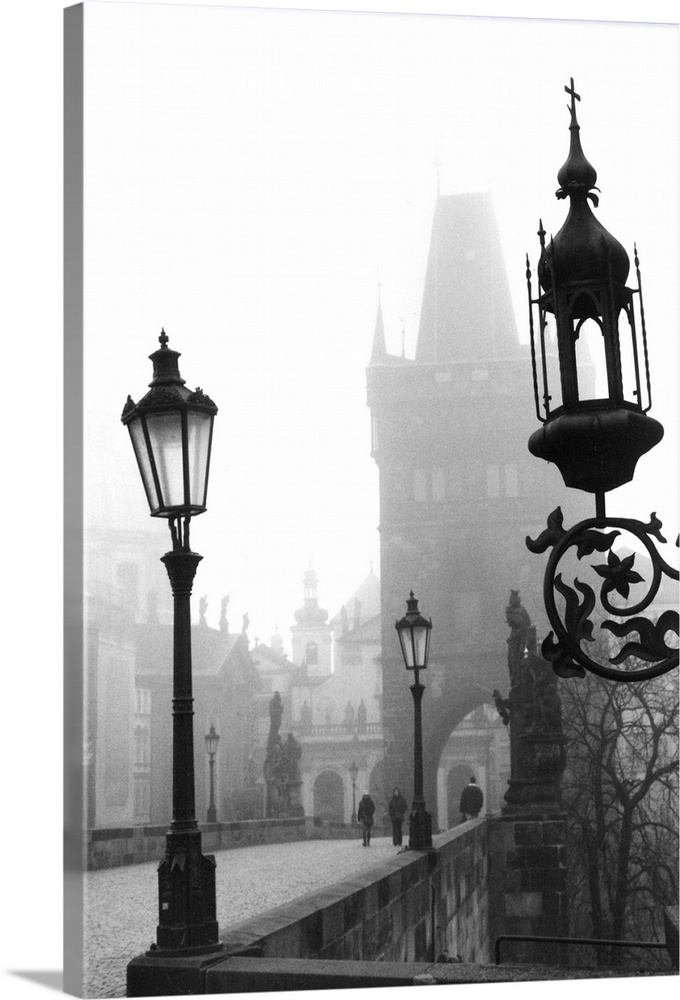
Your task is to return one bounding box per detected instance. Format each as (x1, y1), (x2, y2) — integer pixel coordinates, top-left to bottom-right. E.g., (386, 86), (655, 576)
(525, 80), (678, 683)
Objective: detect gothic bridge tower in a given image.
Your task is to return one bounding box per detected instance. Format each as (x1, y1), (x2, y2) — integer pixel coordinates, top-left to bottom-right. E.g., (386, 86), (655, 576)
(367, 192), (590, 818)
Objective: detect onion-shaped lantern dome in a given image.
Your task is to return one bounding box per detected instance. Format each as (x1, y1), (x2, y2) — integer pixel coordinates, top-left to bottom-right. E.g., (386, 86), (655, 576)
(526, 79), (663, 498)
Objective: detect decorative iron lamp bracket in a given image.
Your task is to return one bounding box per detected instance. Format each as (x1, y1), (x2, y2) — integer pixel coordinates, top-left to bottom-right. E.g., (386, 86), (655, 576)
(527, 507), (678, 680)
(525, 81), (678, 682)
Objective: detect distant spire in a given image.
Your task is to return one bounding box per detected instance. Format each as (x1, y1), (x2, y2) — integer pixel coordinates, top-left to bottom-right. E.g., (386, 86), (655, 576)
(415, 194), (521, 362)
(370, 282), (388, 362)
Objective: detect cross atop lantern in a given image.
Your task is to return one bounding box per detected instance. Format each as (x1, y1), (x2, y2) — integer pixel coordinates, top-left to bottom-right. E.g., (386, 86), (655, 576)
(526, 78), (663, 504)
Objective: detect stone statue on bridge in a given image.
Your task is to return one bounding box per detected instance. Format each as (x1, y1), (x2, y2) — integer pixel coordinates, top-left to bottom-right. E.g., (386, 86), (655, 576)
(493, 590), (565, 812)
(264, 692), (304, 817)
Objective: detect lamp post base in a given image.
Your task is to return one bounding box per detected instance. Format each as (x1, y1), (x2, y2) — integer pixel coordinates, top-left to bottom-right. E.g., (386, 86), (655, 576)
(408, 805), (433, 852)
(155, 827), (221, 952)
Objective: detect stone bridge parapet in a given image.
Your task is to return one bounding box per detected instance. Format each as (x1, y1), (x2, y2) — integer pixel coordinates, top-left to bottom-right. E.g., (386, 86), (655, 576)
(88, 816), (363, 870)
(218, 818), (489, 965)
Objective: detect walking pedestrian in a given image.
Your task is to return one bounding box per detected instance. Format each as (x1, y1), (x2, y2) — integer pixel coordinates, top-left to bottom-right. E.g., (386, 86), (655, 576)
(459, 776), (484, 822)
(357, 790), (376, 846)
(388, 787), (408, 847)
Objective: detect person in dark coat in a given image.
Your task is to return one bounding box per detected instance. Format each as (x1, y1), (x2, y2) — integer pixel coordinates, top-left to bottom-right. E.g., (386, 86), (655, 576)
(459, 776), (484, 821)
(357, 791), (376, 846)
(388, 787), (408, 846)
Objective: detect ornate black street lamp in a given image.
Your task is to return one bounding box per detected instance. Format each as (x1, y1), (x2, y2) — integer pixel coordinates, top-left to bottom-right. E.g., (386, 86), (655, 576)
(349, 760), (359, 824)
(525, 80), (678, 682)
(122, 329), (222, 956)
(395, 592), (433, 851)
(205, 724), (220, 824)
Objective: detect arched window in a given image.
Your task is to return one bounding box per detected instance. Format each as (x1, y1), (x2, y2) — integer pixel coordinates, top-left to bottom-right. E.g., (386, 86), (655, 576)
(313, 770), (345, 823)
(306, 641), (318, 665)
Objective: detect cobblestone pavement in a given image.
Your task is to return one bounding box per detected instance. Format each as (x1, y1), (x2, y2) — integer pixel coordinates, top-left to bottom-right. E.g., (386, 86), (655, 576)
(83, 836), (397, 998)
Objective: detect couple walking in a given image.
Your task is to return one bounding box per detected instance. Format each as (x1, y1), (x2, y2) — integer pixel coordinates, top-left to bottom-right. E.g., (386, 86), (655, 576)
(357, 787), (409, 848)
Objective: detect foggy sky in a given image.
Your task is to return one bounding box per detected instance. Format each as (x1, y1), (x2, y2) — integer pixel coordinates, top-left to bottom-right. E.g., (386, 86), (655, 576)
(82, 4), (678, 650)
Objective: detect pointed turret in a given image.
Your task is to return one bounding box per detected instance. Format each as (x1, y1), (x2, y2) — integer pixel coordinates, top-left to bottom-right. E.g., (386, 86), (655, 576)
(370, 286), (388, 363)
(415, 193), (521, 363)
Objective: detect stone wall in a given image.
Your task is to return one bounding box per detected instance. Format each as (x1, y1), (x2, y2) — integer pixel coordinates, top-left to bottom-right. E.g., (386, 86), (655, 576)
(87, 816), (372, 869)
(487, 811), (568, 964)
(218, 819), (489, 965)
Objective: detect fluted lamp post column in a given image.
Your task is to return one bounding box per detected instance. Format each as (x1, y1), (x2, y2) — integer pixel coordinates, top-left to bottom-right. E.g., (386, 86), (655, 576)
(122, 329), (223, 968)
(349, 760), (359, 824)
(205, 725), (220, 823)
(395, 592), (433, 851)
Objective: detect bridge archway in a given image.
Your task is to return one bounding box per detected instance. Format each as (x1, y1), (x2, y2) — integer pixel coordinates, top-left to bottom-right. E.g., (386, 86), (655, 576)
(422, 676), (488, 812)
(313, 770), (344, 823)
(421, 670), (509, 827)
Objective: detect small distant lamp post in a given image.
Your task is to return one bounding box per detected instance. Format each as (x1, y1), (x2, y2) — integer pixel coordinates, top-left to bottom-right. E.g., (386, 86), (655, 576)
(205, 725), (220, 824)
(122, 329), (222, 958)
(395, 592), (433, 851)
(349, 760), (359, 824)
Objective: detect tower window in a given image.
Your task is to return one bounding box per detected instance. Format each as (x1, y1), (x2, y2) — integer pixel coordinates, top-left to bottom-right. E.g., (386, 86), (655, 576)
(486, 465), (500, 498)
(414, 469), (427, 502)
(432, 467), (446, 502)
(505, 463), (519, 497)
(306, 641), (319, 665)
(116, 561), (139, 614)
(371, 415), (379, 454)
(135, 687), (151, 715)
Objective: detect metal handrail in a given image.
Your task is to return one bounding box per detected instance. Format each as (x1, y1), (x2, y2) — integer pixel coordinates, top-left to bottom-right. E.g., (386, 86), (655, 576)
(495, 934), (668, 965)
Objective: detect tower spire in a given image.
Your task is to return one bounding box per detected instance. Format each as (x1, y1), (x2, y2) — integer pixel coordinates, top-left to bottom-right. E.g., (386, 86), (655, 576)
(370, 281), (388, 362)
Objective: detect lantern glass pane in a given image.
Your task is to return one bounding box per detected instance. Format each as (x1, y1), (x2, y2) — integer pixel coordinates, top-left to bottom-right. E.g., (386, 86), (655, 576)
(128, 417), (158, 512)
(397, 625), (415, 668)
(413, 624), (429, 669)
(187, 409), (213, 507)
(145, 411), (184, 509)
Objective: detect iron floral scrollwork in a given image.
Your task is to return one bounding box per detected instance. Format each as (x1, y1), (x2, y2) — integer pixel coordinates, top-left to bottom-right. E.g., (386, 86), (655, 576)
(527, 507), (679, 681)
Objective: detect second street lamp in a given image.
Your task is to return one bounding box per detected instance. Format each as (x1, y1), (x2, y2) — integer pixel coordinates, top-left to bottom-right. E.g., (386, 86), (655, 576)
(205, 724), (220, 824)
(122, 329), (222, 961)
(395, 592), (433, 852)
(349, 760), (359, 824)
